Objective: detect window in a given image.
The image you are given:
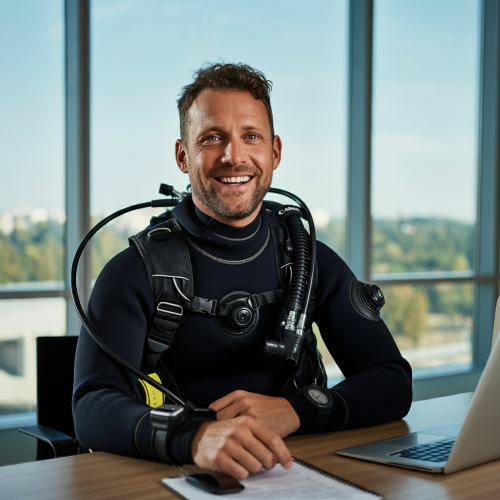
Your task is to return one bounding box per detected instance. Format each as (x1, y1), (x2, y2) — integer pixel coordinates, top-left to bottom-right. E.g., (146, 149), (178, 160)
(0, 299), (66, 413)
(0, 1), (64, 414)
(371, 0), (480, 372)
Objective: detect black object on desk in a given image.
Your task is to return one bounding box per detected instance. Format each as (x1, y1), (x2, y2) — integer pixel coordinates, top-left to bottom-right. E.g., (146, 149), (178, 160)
(186, 473), (244, 495)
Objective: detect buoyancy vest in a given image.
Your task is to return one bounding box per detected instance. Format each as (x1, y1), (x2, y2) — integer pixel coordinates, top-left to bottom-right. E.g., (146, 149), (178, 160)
(129, 203), (327, 406)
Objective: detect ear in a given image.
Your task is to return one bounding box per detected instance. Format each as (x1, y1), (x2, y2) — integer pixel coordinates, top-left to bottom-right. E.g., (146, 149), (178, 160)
(175, 139), (189, 173)
(272, 135), (282, 171)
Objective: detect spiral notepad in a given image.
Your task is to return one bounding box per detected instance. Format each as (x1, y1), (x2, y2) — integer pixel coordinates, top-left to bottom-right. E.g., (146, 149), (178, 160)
(162, 457), (383, 499)
(289, 457), (382, 499)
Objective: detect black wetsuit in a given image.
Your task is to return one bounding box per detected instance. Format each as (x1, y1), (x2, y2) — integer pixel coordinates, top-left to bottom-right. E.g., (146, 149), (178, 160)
(73, 195), (412, 464)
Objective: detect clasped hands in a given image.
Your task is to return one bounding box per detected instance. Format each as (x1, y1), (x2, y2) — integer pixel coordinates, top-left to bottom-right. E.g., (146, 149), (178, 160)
(190, 391), (300, 479)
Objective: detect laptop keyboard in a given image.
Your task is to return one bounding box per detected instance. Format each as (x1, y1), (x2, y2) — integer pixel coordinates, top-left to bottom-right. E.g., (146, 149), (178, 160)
(391, 437), (456, 462)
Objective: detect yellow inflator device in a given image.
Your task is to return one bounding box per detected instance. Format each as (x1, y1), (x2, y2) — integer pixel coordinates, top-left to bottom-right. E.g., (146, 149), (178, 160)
(138, 373), (165, 408)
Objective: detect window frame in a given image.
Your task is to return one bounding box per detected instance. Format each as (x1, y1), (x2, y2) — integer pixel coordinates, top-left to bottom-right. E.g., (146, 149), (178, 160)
(347, 0), (500, 399)
(0, 0), (91, 324)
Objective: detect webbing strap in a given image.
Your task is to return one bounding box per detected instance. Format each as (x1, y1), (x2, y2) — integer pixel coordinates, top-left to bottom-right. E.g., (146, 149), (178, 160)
(144, 294), (185, 372)
(131, 219), (193, 373)
(188, 289), (285, 317)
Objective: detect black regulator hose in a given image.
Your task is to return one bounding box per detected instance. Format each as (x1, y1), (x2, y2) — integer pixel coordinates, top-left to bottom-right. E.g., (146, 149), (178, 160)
(264, 188), (317, 365)
(71, 198), (187, 407)
(285, 214), (310, 313)
(268, 188), (317, 316)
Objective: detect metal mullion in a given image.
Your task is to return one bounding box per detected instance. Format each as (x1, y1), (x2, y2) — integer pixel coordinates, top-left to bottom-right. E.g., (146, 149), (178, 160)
(346, 0), (374, 282)
(372, 270), (476, 282)
(473, 0), (500, 366)
(0, 290), (71, 300)
(65, 0), (91, 336)
(372, 274), (496, 287)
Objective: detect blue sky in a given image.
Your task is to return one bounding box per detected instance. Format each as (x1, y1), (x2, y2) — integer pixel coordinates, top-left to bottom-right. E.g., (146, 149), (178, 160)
(0, 0), (480, 222)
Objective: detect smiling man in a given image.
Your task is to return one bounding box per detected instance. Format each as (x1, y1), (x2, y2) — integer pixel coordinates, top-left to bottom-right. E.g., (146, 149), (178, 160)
(73, 63), (412, 479)
(175, 75), (281, 227)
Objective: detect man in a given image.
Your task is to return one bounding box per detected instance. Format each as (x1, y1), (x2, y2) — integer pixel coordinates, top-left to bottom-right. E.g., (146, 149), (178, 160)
(73, 63), (412, 479)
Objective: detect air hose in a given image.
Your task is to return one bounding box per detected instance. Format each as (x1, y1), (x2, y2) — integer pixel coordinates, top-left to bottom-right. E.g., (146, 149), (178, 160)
(263, 188), (317, 365)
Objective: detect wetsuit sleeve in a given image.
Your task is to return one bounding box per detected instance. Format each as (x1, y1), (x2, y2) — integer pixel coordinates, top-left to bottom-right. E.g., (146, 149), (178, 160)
(284, 241), (412, 433)
(72, 245), (209, 463)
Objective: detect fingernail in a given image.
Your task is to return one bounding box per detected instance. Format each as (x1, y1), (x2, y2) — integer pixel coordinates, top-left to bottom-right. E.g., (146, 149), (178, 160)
(284, 460), (293, 469)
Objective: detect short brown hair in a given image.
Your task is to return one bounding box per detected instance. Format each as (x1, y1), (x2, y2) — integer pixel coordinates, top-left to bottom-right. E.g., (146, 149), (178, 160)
(177, 63), (274, 141)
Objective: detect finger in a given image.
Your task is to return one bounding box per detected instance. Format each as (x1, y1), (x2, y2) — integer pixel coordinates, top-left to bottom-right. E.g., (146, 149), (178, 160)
(213, 449), (253, 480)
(217, 398), (252, 420)
(216, 405), (240, 421)
(246, 419), (292, 469)
(209, 391), (241, 412)
(218, 393), (267, 421)
(225, 437), (267, 476)
(229, 417), (285, 470)
(208, 453), (254, 479)
(240, 433), (277, 470)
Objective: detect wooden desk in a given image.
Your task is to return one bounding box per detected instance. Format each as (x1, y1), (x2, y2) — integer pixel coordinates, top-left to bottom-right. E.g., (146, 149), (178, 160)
(1, 393), (499, 500)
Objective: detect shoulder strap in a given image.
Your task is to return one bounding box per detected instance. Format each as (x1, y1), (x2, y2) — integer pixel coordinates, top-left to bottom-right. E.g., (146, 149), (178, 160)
(129, 218), (193, 373)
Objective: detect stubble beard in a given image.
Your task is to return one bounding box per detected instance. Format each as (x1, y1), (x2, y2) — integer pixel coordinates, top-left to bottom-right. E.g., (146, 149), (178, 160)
(188, 164), (273, 221)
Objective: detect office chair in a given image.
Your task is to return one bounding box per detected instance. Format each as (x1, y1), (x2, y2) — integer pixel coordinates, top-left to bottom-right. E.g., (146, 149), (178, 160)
(18, 336), (80, 459)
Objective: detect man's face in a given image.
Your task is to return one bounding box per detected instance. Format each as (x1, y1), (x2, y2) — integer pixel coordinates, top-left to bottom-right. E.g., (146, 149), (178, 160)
(175, 89), (282, 226)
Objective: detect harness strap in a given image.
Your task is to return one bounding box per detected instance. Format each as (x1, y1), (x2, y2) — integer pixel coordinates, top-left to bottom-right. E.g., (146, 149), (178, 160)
(130, 220), (193, 373)
(154, 299), (184, 335)
(188, 289), (285, 316)
(144, 292), (186, 373)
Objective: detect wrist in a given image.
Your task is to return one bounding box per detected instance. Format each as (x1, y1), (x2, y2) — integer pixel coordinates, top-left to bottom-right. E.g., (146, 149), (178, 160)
(151, 403), (216, 465)
(190, 421), (214, 460)
(278, 397), (301, 435)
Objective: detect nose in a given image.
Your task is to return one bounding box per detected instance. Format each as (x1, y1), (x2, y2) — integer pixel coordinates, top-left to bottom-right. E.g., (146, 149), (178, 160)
(221, 137), (247, 165)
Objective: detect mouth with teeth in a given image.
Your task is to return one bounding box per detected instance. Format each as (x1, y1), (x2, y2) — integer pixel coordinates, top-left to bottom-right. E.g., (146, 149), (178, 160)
(217, 175), (253, 186)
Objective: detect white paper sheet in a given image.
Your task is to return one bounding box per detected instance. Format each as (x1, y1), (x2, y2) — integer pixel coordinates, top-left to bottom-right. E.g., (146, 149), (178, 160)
(162, 460), (381, 500)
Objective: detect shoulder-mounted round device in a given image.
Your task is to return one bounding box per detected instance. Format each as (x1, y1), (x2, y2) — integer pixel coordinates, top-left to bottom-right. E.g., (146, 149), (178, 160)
(349, 277), (385, 321)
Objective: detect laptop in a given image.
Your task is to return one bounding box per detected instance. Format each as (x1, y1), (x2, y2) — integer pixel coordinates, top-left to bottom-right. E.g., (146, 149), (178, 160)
(337, 299), (500, 474)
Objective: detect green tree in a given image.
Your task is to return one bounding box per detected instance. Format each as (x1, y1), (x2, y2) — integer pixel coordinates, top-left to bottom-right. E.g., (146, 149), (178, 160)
(382, 285), (429, 346)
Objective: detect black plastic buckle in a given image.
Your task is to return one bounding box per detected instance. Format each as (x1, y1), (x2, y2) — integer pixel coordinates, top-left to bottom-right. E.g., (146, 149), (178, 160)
(191, 297), (217, 315)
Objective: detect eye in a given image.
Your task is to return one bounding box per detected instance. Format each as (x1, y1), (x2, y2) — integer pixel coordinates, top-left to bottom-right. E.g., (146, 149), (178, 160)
(246, 133), (259, 140)
(204, 135), (220, 142)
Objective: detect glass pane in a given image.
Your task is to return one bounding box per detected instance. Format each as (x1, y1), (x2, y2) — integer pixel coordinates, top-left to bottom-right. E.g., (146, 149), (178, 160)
(371, 0), (479, 273)
(381, 282), (473, 370)
(314, 323), (343, 381)
(91, 0), (347, 257)
(318, 282), (474, 379)
(0, 1), (64, 287)
(91, 208), (163, 280)
(372, 219), (474, 274)
(0, 298), (66, 414)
